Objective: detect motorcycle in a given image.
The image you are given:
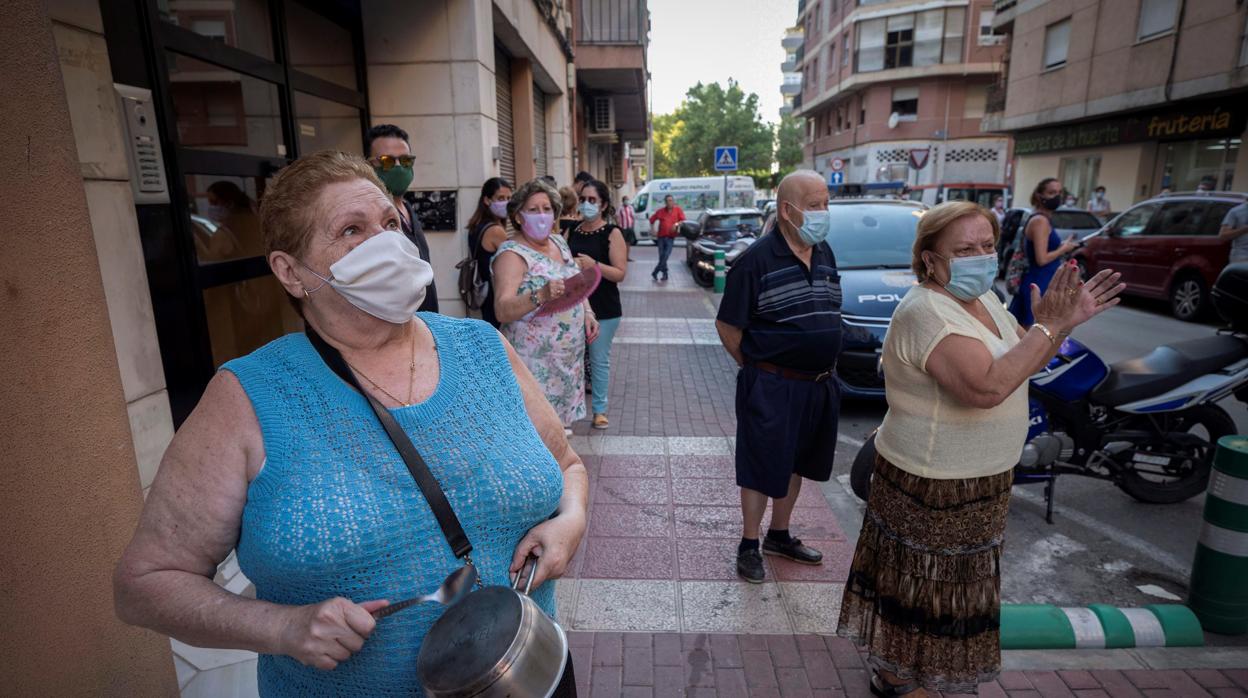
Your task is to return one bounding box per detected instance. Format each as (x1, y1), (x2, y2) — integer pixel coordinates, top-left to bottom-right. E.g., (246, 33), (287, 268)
(686, 223), (759, 288)
(849, 263), (1248, 518)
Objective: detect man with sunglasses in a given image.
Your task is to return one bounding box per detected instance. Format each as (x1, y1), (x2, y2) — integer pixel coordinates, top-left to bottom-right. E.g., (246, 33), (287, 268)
(366, 124), (438, 313)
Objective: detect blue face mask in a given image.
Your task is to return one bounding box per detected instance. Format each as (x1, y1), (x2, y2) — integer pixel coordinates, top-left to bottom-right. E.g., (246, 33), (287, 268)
(935, 253), (998, 301)
(579, 201), (600, 220)
(786, 203), (830, 245)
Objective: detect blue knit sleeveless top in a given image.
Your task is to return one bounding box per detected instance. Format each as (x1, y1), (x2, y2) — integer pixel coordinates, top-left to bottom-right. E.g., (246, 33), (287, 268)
(222, 313), (564, 696)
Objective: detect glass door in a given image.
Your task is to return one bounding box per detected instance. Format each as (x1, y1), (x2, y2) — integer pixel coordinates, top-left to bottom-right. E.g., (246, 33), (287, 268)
(127, 0), (369, 423)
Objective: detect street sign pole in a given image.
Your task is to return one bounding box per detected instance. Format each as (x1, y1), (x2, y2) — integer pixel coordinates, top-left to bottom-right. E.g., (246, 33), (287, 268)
(714, 146), (739, 207)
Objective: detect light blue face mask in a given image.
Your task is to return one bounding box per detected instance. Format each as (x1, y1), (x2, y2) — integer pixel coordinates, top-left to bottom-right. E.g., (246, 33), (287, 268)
(786, 203), (830, 245)
(579, 201), (600, 220)
(935, 252), (998, 301)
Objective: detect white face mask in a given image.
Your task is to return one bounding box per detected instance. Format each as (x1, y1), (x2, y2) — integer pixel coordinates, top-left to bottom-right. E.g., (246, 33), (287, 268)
(302, 230), (433, 323)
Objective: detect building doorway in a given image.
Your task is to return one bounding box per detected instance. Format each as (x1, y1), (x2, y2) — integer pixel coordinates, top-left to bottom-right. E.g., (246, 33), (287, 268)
(103, 0), (369, 424)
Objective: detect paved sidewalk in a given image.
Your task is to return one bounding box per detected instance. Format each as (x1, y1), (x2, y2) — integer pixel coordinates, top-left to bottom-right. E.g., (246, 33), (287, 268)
(170, 244), (1248, 696)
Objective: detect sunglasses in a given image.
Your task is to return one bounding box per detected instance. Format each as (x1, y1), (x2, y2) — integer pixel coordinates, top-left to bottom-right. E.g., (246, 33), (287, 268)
(371, 154), (415, 170)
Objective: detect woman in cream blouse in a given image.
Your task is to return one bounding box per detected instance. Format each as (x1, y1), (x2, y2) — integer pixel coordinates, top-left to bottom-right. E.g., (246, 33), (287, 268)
(836, 201), (1124, 697)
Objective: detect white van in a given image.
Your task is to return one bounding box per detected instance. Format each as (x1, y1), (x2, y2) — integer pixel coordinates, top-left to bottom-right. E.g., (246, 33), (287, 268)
(630, 176), (756, 242)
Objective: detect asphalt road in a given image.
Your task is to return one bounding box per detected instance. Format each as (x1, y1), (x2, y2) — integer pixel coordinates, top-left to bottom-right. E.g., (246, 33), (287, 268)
(821, 295), (1248, 645)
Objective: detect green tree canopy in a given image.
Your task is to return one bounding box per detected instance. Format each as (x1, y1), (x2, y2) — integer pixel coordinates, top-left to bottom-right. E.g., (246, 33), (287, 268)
(651, 80), (776, 187)
(774, 115), (805, 178)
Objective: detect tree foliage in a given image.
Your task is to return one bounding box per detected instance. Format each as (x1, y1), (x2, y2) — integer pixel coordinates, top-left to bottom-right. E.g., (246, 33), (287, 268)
(775, 115), (805, 175)
(651, 80), (776, 187)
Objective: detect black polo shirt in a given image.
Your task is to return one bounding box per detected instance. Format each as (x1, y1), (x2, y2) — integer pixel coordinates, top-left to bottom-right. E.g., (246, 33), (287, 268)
(716, 231), (842, 372)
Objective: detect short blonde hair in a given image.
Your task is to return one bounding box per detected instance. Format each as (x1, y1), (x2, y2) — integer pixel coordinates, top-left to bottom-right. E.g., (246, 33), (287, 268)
(259, 150), (387, 258)
(509, 179), (564, 228)
(558, 186), (578, 216)
(911, 201), (1000, 282)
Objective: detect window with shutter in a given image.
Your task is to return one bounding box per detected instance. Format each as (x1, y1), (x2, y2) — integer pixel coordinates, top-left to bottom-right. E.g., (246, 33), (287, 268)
(495, 46), (515, 183)
(1043, 19), (1070, 69)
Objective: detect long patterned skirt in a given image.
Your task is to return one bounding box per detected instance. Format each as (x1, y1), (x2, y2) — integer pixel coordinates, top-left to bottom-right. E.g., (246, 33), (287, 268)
(837, 454), (1013, 695)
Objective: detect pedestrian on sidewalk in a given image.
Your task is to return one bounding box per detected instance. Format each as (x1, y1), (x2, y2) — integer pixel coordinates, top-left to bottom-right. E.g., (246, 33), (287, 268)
(493, 179), (600, 433)
(837, 201), (1124, 697)
(617, 194), (637, 246)
(464, 177), (512, 328)
(649, 194), (684, 281)
(1087, 185), (1112, 220)
(1008, 178), (1079, 326)
(112, 152), (588, 696)
(365, 124), (438, 313)
(715, 170), (843, 584)
(568, 179), (628, 430)
(1219, 199), (1248, 263)
(557, 186), (580, 238)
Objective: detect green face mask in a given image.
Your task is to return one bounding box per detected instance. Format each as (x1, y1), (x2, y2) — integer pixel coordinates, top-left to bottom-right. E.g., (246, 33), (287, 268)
(375, 165), (414, 197)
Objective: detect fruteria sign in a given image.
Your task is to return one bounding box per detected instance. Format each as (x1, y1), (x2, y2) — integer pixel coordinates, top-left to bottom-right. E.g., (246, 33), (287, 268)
(1013, 100), (1246, 155)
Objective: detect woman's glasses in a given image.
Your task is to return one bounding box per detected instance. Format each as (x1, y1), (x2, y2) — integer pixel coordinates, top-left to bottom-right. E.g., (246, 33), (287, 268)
(371, 154), (415, 170)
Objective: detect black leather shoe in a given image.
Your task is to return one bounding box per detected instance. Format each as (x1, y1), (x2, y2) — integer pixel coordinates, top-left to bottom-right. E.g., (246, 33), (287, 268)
(736, 547), (765, 583)
(762, 536), (823, 565)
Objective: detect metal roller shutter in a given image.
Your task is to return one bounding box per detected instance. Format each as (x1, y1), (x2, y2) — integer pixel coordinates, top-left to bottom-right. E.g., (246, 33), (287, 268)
(495, 46), (515, 183)
(533, 87), (548, 178)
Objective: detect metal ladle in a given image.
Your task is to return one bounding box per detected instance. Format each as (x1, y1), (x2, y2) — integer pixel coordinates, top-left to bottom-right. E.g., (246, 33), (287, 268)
(372, 563), (479, 619)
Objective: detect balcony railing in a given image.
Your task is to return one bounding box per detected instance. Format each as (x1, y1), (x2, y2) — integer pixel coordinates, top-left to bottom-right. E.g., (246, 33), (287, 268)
(579, 0), (646, 45)
(782, 27), (804, 49)
(782, 59), (797, 72)
(781, 81), (802, 95)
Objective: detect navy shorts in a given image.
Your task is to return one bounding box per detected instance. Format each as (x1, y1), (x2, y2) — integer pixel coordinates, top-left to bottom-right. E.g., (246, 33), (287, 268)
(734, 363), (841, 499)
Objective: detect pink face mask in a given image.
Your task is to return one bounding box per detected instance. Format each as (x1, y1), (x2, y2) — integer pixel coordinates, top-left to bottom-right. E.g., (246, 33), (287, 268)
(520, 211), (554, 240)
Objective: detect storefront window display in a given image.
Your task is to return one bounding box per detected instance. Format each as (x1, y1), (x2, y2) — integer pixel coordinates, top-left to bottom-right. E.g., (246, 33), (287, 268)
(1160, 137), (1240, 192)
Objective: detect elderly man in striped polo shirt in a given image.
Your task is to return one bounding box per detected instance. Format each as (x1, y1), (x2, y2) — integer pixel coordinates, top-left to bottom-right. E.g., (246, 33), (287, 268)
(715, 170), (844, 584)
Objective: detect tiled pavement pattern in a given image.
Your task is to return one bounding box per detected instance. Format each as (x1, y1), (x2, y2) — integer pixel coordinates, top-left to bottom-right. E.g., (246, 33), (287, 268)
(558, 436), (853, 636)
(567, 631), (1248, 698)
(166, 245), (1247, 696)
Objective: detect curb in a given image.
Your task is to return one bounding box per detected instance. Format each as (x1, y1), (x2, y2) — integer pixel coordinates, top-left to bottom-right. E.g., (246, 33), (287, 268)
(1000, 604), (1204, 650)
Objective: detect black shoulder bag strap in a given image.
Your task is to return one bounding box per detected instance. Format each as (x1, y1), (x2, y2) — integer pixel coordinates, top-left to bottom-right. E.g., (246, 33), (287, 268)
(305, 326), (474, 561)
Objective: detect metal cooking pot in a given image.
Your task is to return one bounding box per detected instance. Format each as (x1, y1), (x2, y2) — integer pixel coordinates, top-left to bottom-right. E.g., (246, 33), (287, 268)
(417, 558), (568, 697)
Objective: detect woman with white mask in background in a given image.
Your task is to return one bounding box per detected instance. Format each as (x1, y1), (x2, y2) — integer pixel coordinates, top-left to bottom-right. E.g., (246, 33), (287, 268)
(493, 179), (601, 434)
(837, 201), (1123, 697)
(113, 152), (588, 696)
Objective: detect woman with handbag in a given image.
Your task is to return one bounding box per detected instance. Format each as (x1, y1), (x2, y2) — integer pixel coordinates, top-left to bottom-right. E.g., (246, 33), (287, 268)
(493, 179), (601, 435)
(1008, 178), (1080, 325)
(113, 152), (588, 696)
(567, 178), (628, 430)
(837, 201), (1123, 696)
(464, 177), (512, 327)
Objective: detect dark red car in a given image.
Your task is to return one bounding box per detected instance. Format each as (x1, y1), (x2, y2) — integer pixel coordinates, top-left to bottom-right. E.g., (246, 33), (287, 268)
(1075, 192), (1243, 321)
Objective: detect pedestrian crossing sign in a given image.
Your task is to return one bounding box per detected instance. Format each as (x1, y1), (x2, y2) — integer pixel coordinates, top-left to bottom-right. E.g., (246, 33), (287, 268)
(714, 146), (738, 172)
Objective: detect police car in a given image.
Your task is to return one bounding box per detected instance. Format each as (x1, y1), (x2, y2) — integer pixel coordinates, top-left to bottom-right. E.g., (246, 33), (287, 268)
(826, 197), (927, 399)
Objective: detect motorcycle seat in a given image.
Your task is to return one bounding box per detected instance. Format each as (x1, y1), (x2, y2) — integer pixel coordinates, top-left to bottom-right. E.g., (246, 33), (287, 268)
(1090, 335), (1248, 407)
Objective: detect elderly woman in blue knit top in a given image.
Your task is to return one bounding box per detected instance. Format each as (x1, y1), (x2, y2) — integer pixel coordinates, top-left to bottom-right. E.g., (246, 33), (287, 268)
(113, 151), (589, 695)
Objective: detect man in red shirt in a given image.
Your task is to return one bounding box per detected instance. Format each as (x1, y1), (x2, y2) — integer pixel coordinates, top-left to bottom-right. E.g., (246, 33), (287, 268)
(648, 194), (685, 281)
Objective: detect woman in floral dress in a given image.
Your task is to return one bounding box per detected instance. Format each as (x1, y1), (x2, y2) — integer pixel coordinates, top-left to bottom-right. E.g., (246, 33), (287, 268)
(492, 179), (600, 430)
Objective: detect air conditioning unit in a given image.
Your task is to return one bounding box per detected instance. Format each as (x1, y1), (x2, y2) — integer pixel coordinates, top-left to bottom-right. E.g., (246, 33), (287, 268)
(591, 97), (615, 133)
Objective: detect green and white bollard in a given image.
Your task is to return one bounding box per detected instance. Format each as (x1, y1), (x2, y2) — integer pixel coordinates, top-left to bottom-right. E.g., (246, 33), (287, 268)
(999, 603), (1203, 649)
(713, 249), (726, 294)
(1188, 435), (1248, 635)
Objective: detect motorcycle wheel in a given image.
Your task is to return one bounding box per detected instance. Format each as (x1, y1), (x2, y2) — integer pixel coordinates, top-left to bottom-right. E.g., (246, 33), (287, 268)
(849, 432), (878, 501)
(693, 264), (714, 288)
(1117, 405), (1236, 504)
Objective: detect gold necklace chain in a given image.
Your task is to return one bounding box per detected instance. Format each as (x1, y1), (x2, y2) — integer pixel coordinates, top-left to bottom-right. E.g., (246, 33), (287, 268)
(347, 329), (418, 407)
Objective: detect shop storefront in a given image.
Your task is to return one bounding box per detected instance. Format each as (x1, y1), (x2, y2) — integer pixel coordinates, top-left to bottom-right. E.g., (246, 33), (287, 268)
(1011, 96), (1248, 209)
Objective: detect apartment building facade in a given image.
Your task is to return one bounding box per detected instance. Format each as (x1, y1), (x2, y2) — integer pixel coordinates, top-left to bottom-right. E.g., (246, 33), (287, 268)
(793, 0), (1009, 194)
(985, 0), (1248, 208)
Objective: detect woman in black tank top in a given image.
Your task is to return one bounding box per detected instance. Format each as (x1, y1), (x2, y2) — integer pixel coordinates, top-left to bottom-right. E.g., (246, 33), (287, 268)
(566, 179), (629, 429)
(466, 177), (512, 327)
